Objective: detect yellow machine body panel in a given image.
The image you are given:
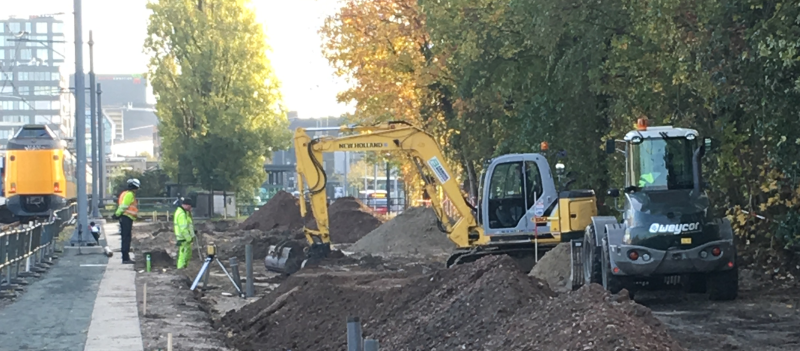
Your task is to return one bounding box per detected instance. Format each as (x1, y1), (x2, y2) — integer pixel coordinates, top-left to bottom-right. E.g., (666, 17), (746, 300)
(556, 196), (597, 233)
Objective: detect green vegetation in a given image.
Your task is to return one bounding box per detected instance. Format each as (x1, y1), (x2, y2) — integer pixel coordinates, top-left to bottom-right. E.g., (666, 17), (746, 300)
(144, 0), (291, 198)
(320, 0), (800, 257)
(109, 169), (169, 198)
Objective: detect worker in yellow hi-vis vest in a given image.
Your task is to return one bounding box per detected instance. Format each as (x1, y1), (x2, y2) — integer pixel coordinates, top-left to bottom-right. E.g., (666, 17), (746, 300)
(174, 197), (196, 269)
(112, 178), (140, 264)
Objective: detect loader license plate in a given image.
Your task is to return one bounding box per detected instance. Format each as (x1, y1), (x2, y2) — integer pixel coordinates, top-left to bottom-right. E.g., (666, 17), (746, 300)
(681, 237), (692, 245)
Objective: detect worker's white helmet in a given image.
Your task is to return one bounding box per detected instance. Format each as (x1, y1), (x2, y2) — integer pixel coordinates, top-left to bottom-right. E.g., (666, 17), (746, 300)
(127, 178), (141, 189)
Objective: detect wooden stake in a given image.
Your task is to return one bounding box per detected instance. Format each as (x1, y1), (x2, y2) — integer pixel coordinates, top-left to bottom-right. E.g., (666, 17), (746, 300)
(143, 283), (147, 316)
(167, 333), (173, 351)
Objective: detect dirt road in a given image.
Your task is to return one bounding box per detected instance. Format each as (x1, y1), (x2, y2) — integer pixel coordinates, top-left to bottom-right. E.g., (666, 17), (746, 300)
(642, 288), (800, 351)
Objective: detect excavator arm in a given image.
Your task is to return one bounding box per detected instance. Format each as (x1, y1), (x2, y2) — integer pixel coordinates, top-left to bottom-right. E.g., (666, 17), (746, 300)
(294, 121), (480, 259)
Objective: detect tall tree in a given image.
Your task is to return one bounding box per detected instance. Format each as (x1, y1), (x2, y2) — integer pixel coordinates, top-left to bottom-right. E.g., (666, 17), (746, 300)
(320, 0), (470, 200)
(144, 0), (290, 196)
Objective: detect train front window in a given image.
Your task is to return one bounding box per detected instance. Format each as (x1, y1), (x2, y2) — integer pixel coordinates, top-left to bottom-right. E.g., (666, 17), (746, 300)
(14, 127), (55, 139)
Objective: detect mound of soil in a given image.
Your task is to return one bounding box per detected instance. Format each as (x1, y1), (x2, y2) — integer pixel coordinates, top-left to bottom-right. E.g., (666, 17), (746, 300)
(306, 197), (382, 244)
(347, 206), (452, 256)
(220, 255), (684, 351)
(239, 191), (309, 231)
(529, 242), (573, 293)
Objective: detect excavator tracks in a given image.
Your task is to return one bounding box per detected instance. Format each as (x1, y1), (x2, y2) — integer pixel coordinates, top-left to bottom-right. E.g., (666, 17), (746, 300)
(446, 244), (557, 273)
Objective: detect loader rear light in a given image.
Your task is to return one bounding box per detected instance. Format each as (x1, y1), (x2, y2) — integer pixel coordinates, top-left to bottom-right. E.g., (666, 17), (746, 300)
(54, 182), (61, 193)
(628, 250), (639, 261)
(711, 247), (721, 257)
(727, 261), (734, 268)
(9, 183), (16, 194)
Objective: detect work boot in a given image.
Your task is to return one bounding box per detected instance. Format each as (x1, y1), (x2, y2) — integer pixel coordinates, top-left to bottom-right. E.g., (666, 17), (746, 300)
(122, 260), (135, 264)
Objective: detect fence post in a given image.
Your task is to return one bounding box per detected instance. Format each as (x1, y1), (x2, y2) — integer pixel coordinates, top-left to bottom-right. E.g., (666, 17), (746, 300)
(245, 244), (254, 297)
(0, 230), (14, 296)
(347, 316), (364, 351)
(364, 339), (379, 351)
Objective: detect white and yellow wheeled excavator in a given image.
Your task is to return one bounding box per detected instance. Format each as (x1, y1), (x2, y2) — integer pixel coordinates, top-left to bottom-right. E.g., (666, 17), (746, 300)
(264, 121), (598, 274)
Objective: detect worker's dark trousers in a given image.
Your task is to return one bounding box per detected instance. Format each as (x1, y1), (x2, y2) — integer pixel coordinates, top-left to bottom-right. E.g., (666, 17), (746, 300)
(119, 216), (133, 261)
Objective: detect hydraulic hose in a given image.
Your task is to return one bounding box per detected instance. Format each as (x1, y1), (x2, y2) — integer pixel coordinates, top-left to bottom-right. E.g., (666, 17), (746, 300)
(307, 139), (327, 195)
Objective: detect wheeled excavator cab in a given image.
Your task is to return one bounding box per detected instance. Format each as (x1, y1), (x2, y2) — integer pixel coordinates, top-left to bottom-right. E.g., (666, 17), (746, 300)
(570, 118), (738, 301)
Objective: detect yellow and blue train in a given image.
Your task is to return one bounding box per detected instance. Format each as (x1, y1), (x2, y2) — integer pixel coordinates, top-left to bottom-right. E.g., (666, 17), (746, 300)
(3, 124), (92, 219)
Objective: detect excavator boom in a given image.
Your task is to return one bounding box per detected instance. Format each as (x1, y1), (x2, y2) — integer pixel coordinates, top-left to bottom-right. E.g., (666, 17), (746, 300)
(264, 121), (480, 274)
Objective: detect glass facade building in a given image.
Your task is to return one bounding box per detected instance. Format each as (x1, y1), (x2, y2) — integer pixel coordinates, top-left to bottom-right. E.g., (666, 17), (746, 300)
(0, 15), (68, 148)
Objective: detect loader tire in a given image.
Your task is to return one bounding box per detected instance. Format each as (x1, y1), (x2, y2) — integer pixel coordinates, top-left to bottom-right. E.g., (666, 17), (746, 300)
(708, 263), (738, 301)
(584, 225), (603, 285)
(684, 274), (708, 294)
(601, 238), (627, 296)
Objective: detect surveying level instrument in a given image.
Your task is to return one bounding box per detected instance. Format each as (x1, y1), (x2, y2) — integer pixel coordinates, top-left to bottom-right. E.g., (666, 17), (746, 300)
(190, 244), (245, 298)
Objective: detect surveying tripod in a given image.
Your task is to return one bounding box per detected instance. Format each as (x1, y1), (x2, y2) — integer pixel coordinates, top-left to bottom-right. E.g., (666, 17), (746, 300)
(190, 244), (245, 298)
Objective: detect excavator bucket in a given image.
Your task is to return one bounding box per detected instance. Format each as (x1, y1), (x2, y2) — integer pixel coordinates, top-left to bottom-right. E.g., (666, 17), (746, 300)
(569, 239), (585, 290)
(264, 240), (306, 275)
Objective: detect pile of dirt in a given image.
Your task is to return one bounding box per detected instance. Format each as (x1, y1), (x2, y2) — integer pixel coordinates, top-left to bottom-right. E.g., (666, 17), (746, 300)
(307, 197), (383, 243)
(239, 191), (309, 231)
(220, 255), (685, 351)
(202, 219), (239, 233)
(529, 242), (573, 293)
(347, 206), (452, 256)
(221, 229), (303, 262)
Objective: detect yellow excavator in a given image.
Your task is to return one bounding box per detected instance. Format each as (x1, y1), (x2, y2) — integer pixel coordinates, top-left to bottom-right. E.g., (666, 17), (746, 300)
(264, 121), (598, 274)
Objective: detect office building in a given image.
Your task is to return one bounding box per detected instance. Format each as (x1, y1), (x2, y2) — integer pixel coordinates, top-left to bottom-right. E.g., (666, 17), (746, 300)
(70, 74), (151, 142)
(0, 15), (69, 147)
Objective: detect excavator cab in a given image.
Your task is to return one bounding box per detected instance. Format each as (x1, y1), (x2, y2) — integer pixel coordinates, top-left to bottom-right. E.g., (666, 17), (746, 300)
(447, 153), (597, 270)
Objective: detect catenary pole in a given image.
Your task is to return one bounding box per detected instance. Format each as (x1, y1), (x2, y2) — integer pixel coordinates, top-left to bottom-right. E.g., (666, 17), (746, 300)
(97, 83), (105, 206)
(89, 30), (99, 218)
(69, 0), (90, 246)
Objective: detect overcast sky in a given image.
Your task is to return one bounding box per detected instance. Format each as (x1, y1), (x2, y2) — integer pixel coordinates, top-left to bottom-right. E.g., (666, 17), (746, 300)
(3, 0), (354, 118)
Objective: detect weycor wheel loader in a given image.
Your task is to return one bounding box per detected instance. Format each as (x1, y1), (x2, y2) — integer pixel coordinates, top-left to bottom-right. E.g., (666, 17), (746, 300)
(569, 118), (738, 301)
(264, 121), (598, 275)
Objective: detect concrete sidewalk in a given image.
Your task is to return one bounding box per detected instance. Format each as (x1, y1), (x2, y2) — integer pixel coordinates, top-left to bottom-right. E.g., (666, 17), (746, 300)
(83, 220), (143, 351)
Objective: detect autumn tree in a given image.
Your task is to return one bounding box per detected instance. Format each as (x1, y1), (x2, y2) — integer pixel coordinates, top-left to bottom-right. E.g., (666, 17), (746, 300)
(144, 0), (290, 197)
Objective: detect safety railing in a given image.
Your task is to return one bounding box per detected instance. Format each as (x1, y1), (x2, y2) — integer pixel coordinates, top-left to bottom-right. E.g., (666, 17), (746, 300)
(0, 204), (76, 296)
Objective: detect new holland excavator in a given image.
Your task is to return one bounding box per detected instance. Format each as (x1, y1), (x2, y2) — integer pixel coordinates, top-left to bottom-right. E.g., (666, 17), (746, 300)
(264, 121), (598, 275)
(568, 118), (738, 301)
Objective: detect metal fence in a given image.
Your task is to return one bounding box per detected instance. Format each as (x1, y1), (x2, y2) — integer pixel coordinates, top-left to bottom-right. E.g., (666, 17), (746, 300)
(0, 204), (76, 296)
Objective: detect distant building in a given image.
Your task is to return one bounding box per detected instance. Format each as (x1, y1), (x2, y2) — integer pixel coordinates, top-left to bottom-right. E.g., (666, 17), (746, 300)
(0, 15), (69, 147)
(81, 108), (114, 157)
(69, 74), (152, 142)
